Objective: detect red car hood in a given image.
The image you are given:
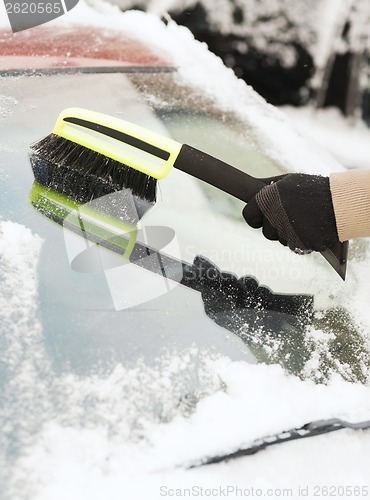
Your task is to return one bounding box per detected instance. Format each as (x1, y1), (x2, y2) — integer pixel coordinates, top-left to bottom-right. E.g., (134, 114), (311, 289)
(0, 25), (172, 71)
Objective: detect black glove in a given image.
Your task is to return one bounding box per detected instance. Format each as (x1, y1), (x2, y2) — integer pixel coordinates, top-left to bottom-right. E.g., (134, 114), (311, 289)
(243, 173), (339, 253)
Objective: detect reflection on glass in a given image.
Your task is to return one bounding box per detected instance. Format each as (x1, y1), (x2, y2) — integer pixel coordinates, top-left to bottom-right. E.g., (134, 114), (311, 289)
(183, 256), (369, 384)
(30, 175), (370, 384)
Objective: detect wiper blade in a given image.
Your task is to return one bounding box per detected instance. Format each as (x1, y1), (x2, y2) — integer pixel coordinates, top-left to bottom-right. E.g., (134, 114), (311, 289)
(187, 418), (370, 468)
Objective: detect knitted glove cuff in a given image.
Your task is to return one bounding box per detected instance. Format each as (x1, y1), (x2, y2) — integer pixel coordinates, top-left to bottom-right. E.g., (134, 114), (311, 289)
(256, 183), (307, 252)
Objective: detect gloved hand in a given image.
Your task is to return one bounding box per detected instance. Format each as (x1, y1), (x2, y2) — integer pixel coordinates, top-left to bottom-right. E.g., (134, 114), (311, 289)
(243, 173), (339, 253)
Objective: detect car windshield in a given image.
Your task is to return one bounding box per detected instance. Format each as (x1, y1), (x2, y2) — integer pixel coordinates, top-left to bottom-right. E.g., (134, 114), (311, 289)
(1, 70), (369, 385)
(1, 68), (370, 495)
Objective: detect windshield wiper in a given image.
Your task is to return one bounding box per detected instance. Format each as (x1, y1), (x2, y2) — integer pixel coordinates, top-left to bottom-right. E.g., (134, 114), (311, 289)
(0, 66), (176, 77)
(187, 417), (370, 468)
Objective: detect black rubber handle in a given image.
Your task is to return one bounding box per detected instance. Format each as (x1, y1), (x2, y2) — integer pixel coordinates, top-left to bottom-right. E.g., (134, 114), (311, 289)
(321, 239), (348, 280)
(174, 144), (265, 203)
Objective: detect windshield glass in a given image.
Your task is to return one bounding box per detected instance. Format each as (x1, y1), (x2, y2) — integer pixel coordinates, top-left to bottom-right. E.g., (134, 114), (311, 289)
(1, 71), (369, 384)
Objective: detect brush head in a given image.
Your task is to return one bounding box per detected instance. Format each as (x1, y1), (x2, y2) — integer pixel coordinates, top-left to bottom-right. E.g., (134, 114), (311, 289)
(30, 134), (158, 203)
(30, 108), (183, 204)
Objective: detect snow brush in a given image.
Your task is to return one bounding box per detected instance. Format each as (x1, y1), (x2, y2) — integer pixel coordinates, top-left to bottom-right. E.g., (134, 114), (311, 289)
(30, 107), (349, 280)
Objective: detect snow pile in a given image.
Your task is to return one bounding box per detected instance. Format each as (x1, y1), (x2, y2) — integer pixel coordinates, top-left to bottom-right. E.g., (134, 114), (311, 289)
(280, 105), (370, 169)
(0, 345), (221, 498)
(0, 222), (47, 494)
(0, 221), (44, 364)
(4, 356), (370, 500)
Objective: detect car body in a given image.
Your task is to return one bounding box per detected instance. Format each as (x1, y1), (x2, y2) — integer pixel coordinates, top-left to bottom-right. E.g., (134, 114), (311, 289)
(1, 3), (370, 497)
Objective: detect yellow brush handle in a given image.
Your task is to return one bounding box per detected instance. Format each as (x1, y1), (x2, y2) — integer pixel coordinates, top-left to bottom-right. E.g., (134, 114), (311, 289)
(53, 108), (182, 179)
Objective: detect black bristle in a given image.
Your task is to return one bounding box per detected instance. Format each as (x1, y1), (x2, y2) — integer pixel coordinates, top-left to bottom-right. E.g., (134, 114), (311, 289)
(30, 134), (157, 203)
(29, 154), (121, 203)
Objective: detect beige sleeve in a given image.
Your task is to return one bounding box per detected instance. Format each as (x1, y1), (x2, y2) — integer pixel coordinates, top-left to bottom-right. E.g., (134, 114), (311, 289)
(329, 169), (370, 241)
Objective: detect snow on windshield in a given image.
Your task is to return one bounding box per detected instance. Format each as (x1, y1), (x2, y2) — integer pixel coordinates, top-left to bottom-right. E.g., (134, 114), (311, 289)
(0, 219), (369, 499)
(1, 1), (370, 496)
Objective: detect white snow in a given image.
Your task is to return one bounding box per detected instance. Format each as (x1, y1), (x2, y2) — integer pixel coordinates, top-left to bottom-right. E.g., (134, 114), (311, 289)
(311, 0), (353, 68)
(1, 2), (370, 498)
(280, 105), (370, 169)
(3, 353), (370, 500)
